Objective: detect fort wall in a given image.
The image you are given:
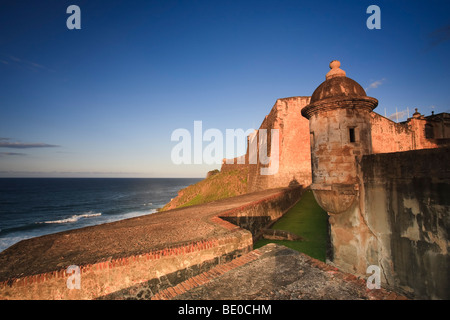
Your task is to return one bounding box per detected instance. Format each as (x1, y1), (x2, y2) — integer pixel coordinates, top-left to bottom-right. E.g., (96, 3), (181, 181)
(218, 186), (304, 238)
(328, 147), (450, 299)
(370, 111), (450, 154)
(370, 113), (414, 153)
(0, 187), (302, 300)
(301, 60), (450, 299)
(221, 96), (312, 192)
(361, 147), (450, 299)
(0, 231), (252, 300)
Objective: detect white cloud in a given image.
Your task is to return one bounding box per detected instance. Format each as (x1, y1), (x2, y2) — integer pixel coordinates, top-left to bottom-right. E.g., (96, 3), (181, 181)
(0, 55), (51, 72)
(365, 78), (386, 91)
(388, 110), (407, 122)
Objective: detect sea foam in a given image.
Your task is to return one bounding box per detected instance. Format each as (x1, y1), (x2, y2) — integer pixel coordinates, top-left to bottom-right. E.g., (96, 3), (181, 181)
(37, 211), (102, 224)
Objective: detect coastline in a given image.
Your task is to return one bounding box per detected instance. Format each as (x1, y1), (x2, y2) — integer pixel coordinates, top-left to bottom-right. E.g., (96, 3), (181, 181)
(0, 187), (301, 299)
(0, 178), (201, 253)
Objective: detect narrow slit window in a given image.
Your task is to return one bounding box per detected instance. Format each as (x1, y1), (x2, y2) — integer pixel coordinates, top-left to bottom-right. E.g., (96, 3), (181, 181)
(425, 124), (434, 139)
(349, 128), (356, 143)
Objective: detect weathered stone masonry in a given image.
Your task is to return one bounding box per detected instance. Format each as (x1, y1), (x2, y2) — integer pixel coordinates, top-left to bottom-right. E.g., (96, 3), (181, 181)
(222, 96), (312, 192)
(301, 60), (450, 299)
(361, 148), (450, 299)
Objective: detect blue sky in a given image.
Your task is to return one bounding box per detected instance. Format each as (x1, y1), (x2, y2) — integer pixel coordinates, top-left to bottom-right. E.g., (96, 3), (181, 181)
(0, 0), (449, 177)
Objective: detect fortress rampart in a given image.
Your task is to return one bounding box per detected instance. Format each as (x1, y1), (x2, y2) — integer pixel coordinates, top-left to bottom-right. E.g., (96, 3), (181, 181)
(371, 111), (450, 153)
(0, 187), (302, 300)
(221, 94), (450, 198)
(328, 147), (450, 299)
(361, 147), (449, 299)
(221, 96), (312, 192)
(301, 60), (450, 299)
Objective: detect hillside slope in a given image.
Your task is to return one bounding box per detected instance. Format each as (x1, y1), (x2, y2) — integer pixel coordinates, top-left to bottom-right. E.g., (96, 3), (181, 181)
(160, 167), (249, 211)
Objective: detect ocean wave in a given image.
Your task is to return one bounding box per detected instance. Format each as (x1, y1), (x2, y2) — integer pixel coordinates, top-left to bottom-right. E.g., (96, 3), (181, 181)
(37, 211), (102, 224)
(0, 209), (158, 253)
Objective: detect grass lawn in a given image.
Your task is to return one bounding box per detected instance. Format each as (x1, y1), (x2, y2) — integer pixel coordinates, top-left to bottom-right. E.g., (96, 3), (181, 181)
(254, 189), (329, 261)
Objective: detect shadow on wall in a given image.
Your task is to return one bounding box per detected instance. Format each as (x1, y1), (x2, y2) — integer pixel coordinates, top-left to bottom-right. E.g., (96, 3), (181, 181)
(218, 185), (305, 239)
(98, 249), (243, 300)
(218, 215), (273, 238)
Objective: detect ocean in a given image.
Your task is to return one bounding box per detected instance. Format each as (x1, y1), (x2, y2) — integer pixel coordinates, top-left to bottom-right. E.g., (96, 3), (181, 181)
(0, 178), (201, 253)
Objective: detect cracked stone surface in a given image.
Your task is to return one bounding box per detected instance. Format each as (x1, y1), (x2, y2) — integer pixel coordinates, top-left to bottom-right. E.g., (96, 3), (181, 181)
(173, 244), (406, 300)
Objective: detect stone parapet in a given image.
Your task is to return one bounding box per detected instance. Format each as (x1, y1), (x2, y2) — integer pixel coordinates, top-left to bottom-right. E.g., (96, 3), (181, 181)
(0, 187), (302, 300)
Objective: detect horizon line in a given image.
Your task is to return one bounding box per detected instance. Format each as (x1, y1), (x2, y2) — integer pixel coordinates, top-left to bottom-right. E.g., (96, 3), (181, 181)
(0, 176), (205, 179)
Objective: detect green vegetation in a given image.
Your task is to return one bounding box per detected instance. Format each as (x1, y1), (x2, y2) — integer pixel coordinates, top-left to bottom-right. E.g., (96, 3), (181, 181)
(161, 167), (248, 211)
(178, 194), (204, 208)
(254, 190), (329, 261)
(162, 168), (328, 262)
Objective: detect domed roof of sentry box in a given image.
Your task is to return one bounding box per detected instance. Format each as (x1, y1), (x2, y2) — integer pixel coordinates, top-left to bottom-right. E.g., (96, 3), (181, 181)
(310, 60), (367, 103)
(302, 60), (378, 119)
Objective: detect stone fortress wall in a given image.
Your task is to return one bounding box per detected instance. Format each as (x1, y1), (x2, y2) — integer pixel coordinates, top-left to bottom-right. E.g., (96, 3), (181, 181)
(301, 60), (450, 299)
(360, 147), (449, 299)
(371, 110), (450, 153)
(221, 96), (312, 192)
(221, 93), (450, 196)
